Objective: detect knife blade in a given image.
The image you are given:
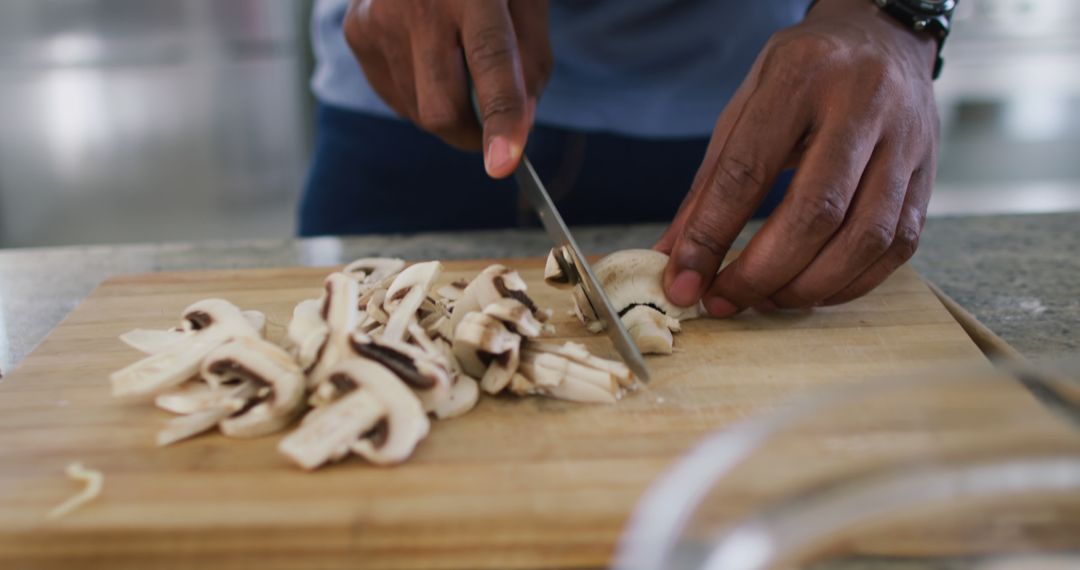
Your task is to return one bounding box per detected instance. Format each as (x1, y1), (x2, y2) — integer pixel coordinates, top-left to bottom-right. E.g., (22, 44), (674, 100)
(466, 86), (650, 382)
(512, 157), (651, 382)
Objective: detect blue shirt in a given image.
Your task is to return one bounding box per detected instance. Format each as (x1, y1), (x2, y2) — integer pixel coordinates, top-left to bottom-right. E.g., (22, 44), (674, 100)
(311, 0), (810, 138)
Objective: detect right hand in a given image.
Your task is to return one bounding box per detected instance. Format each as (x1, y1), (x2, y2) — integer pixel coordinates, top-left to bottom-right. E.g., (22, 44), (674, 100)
(344, 0), (552, 178)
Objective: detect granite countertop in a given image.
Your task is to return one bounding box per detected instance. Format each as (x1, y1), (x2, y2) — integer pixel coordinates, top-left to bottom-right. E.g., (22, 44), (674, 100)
(1, 212), (1077, 374)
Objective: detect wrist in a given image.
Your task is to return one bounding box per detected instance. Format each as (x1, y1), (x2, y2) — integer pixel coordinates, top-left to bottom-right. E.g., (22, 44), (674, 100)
(807, 0), (939, 80)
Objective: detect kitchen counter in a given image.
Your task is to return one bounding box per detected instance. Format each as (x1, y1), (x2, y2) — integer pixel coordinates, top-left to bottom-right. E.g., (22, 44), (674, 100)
(1, 212), (1076, 375)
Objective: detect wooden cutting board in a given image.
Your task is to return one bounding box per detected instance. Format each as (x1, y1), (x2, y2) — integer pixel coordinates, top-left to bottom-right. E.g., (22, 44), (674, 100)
(0, 258), (990, 569)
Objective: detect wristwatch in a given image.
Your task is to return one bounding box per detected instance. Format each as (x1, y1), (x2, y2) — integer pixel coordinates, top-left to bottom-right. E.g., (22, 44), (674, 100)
(871, 0), (956, 79)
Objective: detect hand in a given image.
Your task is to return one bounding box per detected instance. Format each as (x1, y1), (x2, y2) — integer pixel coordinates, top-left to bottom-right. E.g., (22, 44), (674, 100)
(344, 0), (552, 178)
(656, 0), (940, 316)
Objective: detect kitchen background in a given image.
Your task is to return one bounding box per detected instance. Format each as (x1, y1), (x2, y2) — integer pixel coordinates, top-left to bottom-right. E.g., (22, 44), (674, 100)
(0, 0), (1076, 248)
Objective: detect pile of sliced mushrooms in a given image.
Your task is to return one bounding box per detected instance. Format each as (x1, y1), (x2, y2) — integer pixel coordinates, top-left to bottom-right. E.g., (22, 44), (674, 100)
(109, 249), (700, 470)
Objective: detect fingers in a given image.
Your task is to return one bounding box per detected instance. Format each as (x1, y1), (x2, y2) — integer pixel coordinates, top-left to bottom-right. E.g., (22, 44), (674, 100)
(462, 2), (530, 179)
(509, 0), (553, 122)
(823, 161), (933, 305)
(701, 117), (877, 317)
(410, 25), (479, 149)
(660, 78), (812, 306)
(661, 74), (810, 307)
(655, 52), (775, 258)
(768, 142), (910, 308)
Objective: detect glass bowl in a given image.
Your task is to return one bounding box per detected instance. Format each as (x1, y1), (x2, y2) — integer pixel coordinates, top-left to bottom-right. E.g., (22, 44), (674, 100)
(616, 360), (1080, 570)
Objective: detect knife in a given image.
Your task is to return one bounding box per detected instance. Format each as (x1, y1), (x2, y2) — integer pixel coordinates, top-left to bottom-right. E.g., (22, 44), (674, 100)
(468, 88), (650, 382)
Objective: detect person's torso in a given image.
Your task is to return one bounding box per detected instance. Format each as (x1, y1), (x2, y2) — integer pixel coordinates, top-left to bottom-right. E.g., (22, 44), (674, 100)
(311, 0), (810, 138)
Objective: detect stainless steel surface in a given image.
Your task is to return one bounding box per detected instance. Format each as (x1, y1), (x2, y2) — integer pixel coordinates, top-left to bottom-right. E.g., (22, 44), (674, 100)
(0, 0), (312, 247)
(931, 0), (1080, 215)
(514, 157), (651, 382)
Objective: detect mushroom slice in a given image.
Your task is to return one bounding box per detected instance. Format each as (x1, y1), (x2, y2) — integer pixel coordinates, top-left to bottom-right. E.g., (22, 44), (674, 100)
(347, 331), (462, 418)
(452, 312), (521, 395)
(278, 358), (430, 470)
(381, 261), (442, 342)
(241, 310), (268, 337)
(285, 299), (329, 371)
(119, 328), (187, 355)
(154, 380), (233, 415)
(406, 323), (479, 419)
(514, 343), (630, 404)
(343, 257), (406, 290)
(110, 299), (261, 398)
(449, 264), (547, 336)
(120, 310), (265, 355)
(154, 337), (306, 445)
(482, 298), (545, 338)
(550, 248), (704, 355)
(526, 341), (635, 388)
(435, 279), (468, 307)
(201, 337), (306, 438)
(543, 247), (576, 290)
(305, 273), (364, 388)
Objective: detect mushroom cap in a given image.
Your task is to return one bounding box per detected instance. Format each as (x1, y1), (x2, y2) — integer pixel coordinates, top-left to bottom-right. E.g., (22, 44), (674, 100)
(573, 249), (703, 322)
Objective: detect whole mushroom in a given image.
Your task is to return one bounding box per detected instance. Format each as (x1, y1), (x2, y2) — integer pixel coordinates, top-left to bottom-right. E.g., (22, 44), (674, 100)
(545, 248), (704, 355)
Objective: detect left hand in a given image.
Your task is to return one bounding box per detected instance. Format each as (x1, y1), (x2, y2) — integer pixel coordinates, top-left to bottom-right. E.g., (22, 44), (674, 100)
(656, 0), (941, 316)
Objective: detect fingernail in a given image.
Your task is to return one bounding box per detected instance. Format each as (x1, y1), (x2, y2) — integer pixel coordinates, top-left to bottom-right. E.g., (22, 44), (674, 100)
(706, 296), (739, 318)
(668, 270), (702, 307)
(485, 136), (517, 176)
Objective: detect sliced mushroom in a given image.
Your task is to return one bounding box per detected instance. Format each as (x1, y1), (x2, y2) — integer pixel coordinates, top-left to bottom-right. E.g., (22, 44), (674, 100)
(120, 310), (266, 355)
(406, 323), (479, 419)
(543, 247), (576, 290)
(452, 311), (521, 395)
(110, 299), (262, 398)
(154, 336), (306, 445)
(381, 261), (442, 342)
(449, 264), (548, 337)
(202, 337), (306, 437)
(285, 299), (328, 372)
(343, 257), (406, 290)
(346, 331), (454, 411)
(512, 341), (635, 404)
(278, 358), (430, 469)
(303, 273), (364, 388)
(482, 298), (545, 338)
(435, 279), (468, 308)
(548, 248), (704, 355)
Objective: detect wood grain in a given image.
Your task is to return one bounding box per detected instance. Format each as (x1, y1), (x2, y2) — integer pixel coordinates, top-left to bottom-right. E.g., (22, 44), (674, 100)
(0, 259), (991, 569)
